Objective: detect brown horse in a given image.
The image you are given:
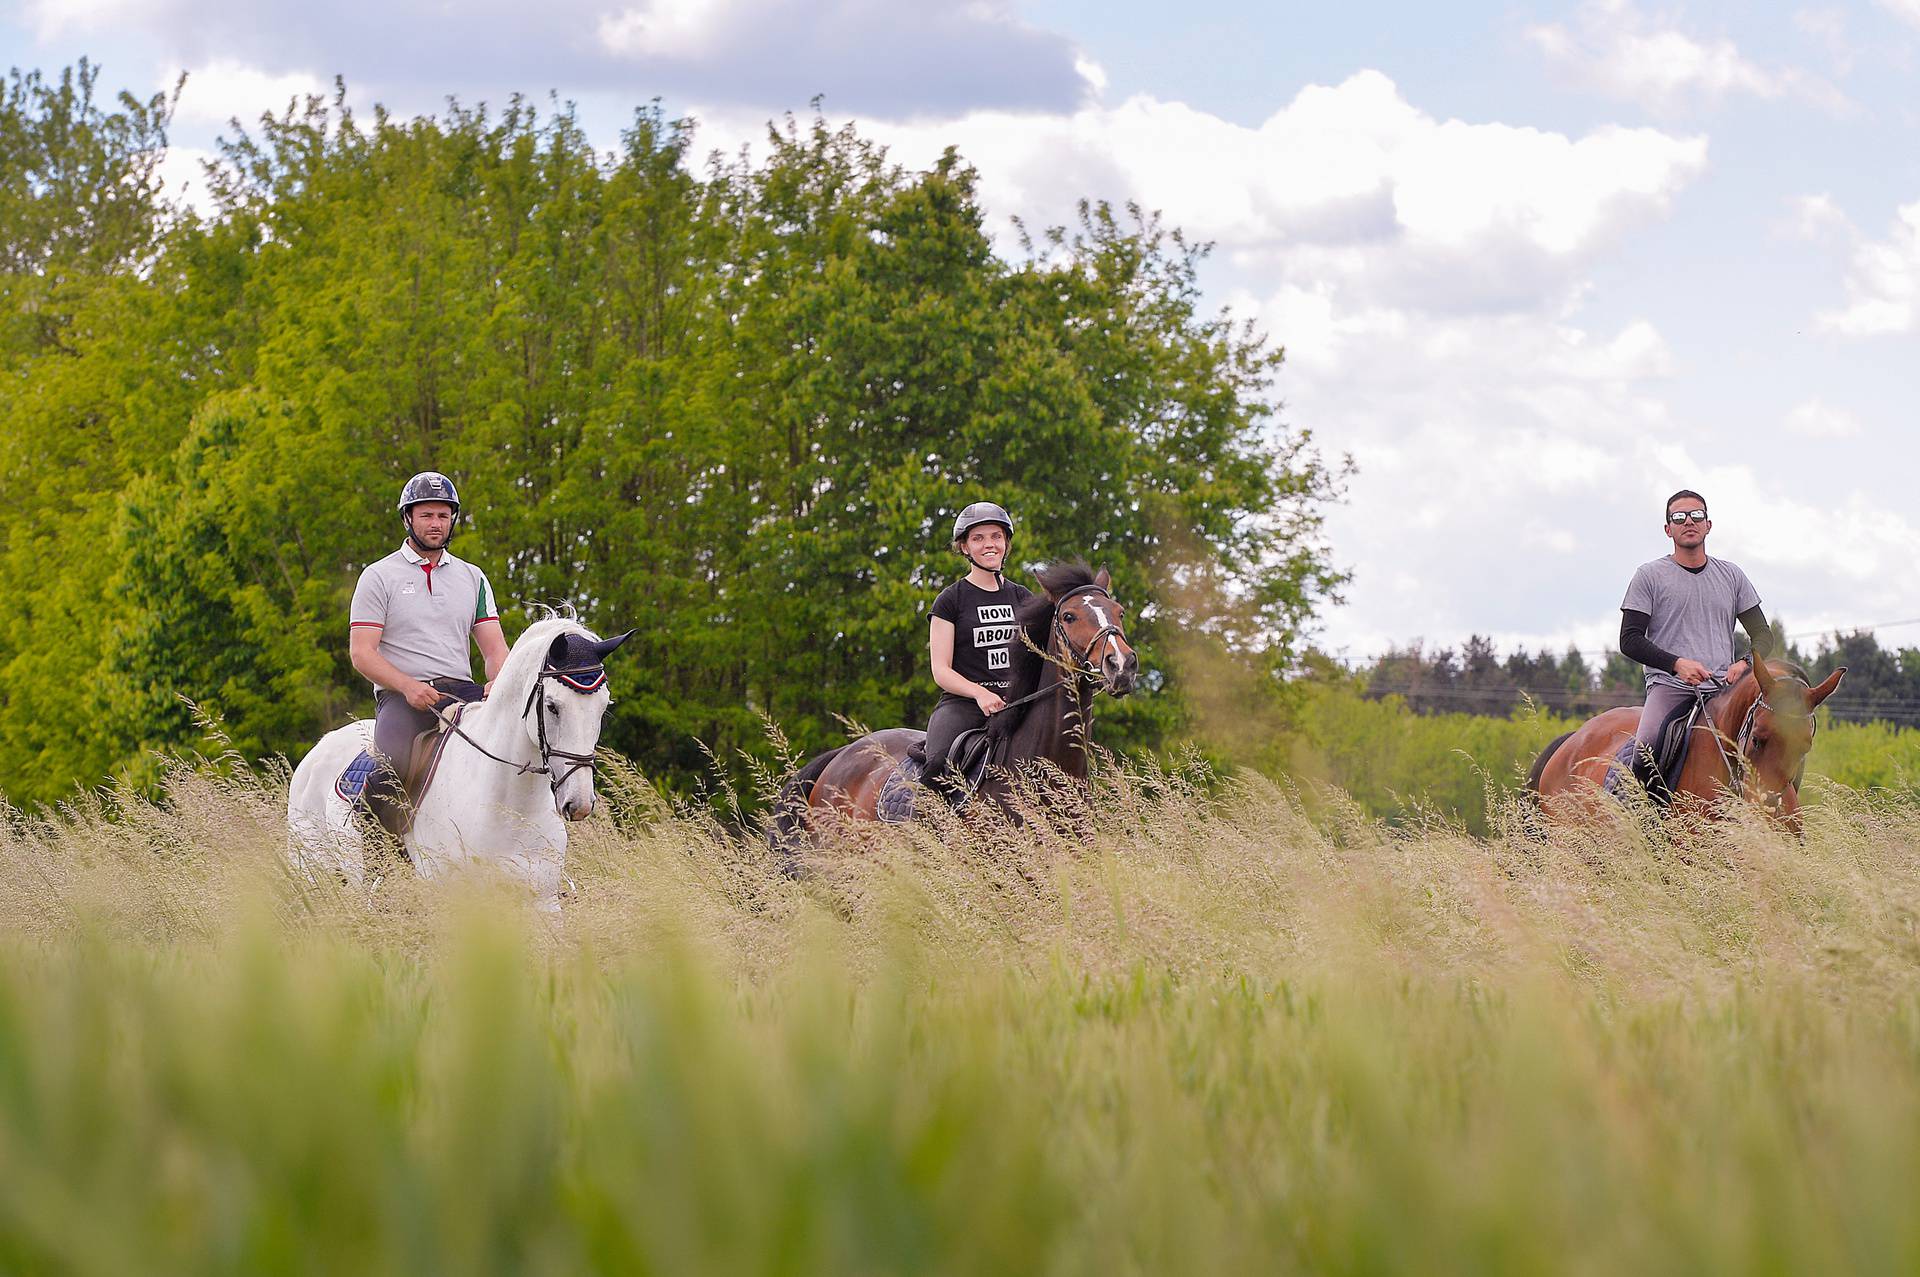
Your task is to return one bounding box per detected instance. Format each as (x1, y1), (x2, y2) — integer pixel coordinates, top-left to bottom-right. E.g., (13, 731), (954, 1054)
(771, 561), (1139, 849)
(1528, 658), (1845, 826)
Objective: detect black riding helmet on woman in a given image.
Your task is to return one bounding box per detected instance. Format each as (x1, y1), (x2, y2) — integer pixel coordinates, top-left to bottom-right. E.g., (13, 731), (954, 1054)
(924, 501), (1032, 802)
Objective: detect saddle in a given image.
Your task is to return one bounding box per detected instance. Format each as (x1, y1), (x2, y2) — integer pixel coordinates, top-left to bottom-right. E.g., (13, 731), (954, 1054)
(1613, 689), (1714, 805)
(335, 706), (463, 835)
(885, 730), (996, 822)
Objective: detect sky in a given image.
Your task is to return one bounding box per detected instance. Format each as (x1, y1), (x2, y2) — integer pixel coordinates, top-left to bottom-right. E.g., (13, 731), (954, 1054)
(6, 0), (1919, 664)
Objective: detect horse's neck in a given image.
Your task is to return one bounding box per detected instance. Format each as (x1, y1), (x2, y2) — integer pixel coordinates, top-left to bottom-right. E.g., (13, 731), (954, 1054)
(448, 684), (537, 764)
(1005, 656), (1092, 779)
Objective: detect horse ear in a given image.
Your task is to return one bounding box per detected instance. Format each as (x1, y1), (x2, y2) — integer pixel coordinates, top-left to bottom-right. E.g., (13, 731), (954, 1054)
(1809, 666), (1846, 707)
(1753, 656), (1776, 695)
(1095, 566), (1112, 592)
(592, 628), (635, 659)
(546, 634), (572, 667)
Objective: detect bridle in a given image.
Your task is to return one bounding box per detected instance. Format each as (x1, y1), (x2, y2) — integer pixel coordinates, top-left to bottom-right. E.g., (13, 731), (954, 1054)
(1000, 586), (1128, 714)
(1702, 676), (1815, 806)
(437, 662), (609, 791)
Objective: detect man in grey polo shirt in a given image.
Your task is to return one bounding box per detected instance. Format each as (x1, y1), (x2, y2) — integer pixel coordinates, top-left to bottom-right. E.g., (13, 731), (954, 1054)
(1608, 488), (1775, 800)
(348, 471), (508, 832)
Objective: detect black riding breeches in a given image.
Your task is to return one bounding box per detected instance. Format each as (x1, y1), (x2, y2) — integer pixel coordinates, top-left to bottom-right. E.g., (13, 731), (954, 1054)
(371, 677), (484, 780)
(924, 695), (987, 796)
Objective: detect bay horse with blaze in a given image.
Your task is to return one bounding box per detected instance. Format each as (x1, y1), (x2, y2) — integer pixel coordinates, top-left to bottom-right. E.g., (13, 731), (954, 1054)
(772, 561), (1138, 846)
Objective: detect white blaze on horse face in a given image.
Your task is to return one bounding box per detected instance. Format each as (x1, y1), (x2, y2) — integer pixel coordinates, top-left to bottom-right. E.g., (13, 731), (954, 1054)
(1081, 594), (1123, 669)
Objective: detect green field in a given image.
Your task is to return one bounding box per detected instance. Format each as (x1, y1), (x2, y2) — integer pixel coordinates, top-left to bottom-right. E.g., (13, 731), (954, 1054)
(1287, 681), (1920, 835)
(5, 753), (1920, 1274)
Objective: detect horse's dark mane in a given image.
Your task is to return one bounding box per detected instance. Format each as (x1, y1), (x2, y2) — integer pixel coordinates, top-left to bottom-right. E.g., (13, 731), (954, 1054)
(1000, 560), (1098, 720)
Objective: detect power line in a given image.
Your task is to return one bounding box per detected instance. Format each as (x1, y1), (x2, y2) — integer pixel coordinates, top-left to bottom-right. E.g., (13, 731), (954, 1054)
(1358, 615), (1920, 667)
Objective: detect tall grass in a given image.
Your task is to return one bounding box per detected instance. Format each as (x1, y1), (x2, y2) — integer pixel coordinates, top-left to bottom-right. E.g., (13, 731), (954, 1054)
(4, 756), (1920, 1273)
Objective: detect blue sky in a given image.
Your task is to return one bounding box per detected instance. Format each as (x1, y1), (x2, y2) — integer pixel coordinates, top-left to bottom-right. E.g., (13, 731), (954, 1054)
(6, 0), (1919, 661)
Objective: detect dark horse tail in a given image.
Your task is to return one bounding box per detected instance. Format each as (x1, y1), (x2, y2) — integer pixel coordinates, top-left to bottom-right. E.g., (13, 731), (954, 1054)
(1525, 730), (1574, 798)
(769, 746), (845, 872)
(1513, 729), (1575, 841)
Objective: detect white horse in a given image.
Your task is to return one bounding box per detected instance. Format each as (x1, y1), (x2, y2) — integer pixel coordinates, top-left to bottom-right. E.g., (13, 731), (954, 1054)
(288, 617), (632, 910)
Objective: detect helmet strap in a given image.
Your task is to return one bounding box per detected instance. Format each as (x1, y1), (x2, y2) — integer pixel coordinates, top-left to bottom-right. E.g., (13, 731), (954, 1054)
(961, 547), (1005, 584)
(403, 508), (457, 556)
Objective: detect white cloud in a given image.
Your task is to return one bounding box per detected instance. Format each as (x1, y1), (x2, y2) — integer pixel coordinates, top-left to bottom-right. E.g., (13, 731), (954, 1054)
(154, 144), (219, 216)
(21, 0), (157, 41)
(26, 0), (1087, 119)
(1879, 0), (1920, 30)
(691, 70), (1705, 320)
(1784, 399), (1863, 438)
(1528, 0), (1852, 113)
(1787, 192), (1851, 240)
(172, 61), (328, 129)
(1073, 55), (1108, 96)
(1816, 199), (1920, 336)
(597, 0), (735, 59)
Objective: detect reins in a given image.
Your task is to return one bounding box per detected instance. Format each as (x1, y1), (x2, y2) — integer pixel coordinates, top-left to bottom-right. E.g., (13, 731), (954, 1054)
(434, 662), (609, 791)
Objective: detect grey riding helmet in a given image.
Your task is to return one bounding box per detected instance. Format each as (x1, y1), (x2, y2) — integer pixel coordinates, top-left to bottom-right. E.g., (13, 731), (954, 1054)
(952, 501), (1013, 544)
(398, 471), (461, 514)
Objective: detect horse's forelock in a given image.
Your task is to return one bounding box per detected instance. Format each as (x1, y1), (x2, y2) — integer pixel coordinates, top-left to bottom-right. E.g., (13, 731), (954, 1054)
(1035, 559), (1098, 600)
(493, 617), (596, 702)
(1002, 561), (1101, 699)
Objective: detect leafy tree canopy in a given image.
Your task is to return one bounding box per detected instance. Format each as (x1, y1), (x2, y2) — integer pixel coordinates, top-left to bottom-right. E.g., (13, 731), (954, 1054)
(0, 67), (1347, 805)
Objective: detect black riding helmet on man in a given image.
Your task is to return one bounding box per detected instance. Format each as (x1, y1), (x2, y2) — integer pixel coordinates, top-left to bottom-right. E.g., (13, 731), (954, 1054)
(924, 501), (1033, 802)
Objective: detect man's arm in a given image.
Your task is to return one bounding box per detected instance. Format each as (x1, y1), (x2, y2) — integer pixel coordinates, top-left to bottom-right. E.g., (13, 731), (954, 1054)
(474, 619), (508, 687)
(1619, 609), (1680, 675)
(350, 627), (443, 710)
(1738, 605), (1775, 660)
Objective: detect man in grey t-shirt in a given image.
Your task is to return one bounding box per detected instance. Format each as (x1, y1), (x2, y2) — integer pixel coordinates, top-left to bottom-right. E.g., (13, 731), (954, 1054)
(1609, 488), (1774, 798)
(348, 472), (508, 832)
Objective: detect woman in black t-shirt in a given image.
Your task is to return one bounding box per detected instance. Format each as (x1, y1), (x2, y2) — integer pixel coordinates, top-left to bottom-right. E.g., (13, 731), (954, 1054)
(926, 501), (1034, 800)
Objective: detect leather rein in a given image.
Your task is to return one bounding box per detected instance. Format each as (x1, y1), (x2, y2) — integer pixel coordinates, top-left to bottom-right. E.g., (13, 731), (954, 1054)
(434, 663), (609, 791)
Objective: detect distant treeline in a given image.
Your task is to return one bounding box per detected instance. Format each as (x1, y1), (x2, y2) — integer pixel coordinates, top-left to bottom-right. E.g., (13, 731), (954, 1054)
(1357, 627), (1910, 725)
(0, 63), (1346, 805)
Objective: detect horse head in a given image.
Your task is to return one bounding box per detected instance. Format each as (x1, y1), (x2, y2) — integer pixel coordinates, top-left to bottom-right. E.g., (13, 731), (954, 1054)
(1037, 562), (1138, 697)
(525, 626), (634, 822)
(1737, 659), (1845, 819)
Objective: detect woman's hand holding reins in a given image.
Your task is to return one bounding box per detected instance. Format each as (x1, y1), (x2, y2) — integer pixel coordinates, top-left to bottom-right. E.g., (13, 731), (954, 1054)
(974, 689), (1006, 715)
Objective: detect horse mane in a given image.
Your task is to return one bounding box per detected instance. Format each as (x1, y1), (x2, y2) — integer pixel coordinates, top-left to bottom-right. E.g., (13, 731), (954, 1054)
(472, 615), (595, 722)
(1000, 560), (1098, 717)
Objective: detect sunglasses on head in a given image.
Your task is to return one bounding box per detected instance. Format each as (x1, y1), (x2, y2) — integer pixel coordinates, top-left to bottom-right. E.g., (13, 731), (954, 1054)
(1667, 509), (1709, 525)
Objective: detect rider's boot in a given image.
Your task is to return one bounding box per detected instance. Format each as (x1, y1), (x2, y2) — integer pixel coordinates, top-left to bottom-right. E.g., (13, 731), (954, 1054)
(926, 762), (967, 810)
(362, 768), (412, 838)
(1630, 745), (1673, 807)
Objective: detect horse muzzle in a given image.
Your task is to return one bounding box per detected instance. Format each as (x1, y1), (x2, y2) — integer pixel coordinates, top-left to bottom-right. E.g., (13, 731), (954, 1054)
(559, 795), (596, 822)
(1103, 649), (1139, 697)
